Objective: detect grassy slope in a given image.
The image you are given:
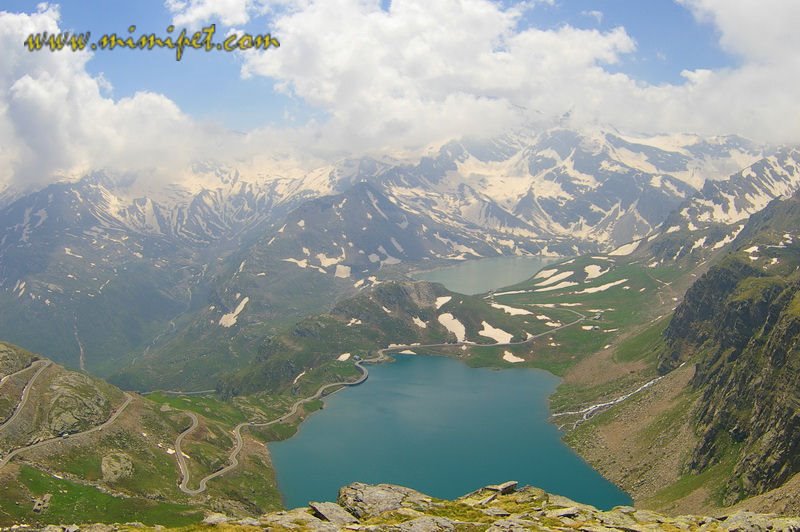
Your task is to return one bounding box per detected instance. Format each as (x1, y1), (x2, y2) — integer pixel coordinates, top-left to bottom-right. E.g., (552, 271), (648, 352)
(1, 224), (774, 523)
(552, 199), (800, 515)
(0, 344), (289, 526)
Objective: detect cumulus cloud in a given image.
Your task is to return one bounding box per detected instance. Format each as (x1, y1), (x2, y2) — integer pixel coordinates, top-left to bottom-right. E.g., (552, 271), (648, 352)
(678, 0), (800, 62)
(240, 0), (800, 150)
(242, 0), (636, 154)
(0, 5), (219, 193)
(164, 0), (302, 28)
(2, 0), (800, 194)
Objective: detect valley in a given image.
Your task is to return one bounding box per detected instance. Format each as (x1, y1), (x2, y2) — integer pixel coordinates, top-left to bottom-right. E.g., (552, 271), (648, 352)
(0, 240), (712, 526)
(7, 0), (800, 526)
(0, 129), (799, 528)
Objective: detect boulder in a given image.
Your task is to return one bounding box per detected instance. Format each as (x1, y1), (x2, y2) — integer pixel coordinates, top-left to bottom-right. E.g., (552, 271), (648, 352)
(338, 483), (433, 519)
(309, 501), (359, 525)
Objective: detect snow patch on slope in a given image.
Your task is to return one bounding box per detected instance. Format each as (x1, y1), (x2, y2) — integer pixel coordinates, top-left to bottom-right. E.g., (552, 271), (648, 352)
(437, 313), (466, 342)
(219, 297), (250, 327)
(479, 321), (513, 343)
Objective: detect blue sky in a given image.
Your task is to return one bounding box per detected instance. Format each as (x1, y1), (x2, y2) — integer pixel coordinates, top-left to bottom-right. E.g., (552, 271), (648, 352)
(4, 0), (737, 130)
(515, 1), (735, 84)
(5, 0), (298, 129)
(2, 1), (799, 189)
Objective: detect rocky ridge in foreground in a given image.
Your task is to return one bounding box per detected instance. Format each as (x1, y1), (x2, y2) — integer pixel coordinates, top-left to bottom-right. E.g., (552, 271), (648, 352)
(15, 481), (800, 531)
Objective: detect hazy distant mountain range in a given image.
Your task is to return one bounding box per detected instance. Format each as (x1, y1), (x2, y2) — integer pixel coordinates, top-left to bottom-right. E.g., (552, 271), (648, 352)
(0, 126), (797, 384)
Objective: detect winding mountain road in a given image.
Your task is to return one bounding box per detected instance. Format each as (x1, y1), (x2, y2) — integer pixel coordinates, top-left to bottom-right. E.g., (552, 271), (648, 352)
(0, 360), (42, 388)
(0, 360), (51, 433)
(174, 309), (588, 495)
(0, 393), (133, 469)
(175, 358), (375, 495)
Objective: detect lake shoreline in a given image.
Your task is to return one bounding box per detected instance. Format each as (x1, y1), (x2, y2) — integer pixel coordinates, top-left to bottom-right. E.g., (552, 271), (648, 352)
(411, 255), (559, 295)
(269, 354), (632, 510)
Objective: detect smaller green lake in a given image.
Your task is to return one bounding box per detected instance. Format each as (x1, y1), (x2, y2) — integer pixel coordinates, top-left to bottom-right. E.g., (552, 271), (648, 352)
(412, 256), (553, 295)
(269, 355), (631, 510)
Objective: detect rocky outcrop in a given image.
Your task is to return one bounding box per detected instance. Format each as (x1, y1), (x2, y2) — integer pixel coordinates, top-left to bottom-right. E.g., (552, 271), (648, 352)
(1, 477), (799, 532)
(32, 482), (800, 531)
(0, 342), (36, 376)
(657, 192), (800, 505)
(32, 483), (800, 532)
(100, 452), (134, 482)
(309, 501), (359, 525)
(659, 256), (762, 374)
(277, 482), (800, 531)
(45, 372), (115, 435)
(338, 482), (436, 519)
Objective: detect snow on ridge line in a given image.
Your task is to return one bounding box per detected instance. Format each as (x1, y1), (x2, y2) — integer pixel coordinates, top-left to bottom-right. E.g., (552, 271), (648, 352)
(435, 296), (452, 309)
(317, 252), (340, 267)
(478, 321), (513, 344)
(691, 237), (707, 251)
(390, 237), (405, 254)
(437, 313), (466, 342)
(492, 289), (528, 296)
(283, 258), (308, 268)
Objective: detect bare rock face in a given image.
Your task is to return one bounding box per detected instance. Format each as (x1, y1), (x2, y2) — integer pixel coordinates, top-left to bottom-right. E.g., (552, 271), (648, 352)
(308, 501), (359, 525)
(47, 372), (111, 434)
(0, 342), (35, 376)
(23, 481), (800, 531)
(337, 483), (435, 519)
(101, 452), (134, 482)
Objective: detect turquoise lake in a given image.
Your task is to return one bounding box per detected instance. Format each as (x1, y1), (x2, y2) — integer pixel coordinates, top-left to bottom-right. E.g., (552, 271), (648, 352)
(269, 257), (631, 510)
(412, 256), (554, 295)
(269, 356), (631, 509)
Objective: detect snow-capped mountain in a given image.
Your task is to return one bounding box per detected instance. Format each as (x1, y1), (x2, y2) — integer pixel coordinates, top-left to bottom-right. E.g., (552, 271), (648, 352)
(0, 126), (776, 380)
(677, 147), (800, 226)
(377, 129), (761, 248)
(620, 147), (800, 267)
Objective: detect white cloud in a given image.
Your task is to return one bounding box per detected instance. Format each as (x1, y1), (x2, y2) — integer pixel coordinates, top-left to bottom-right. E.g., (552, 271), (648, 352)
(239, 0), (800, 149)
(0, 5), (209, 193)
(581, 10), (603, 24)
(678, 0), (800, 62)
(242, 0), (636, 154)
(2, 1), (800, 194)
(164, 0), (299, 28)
